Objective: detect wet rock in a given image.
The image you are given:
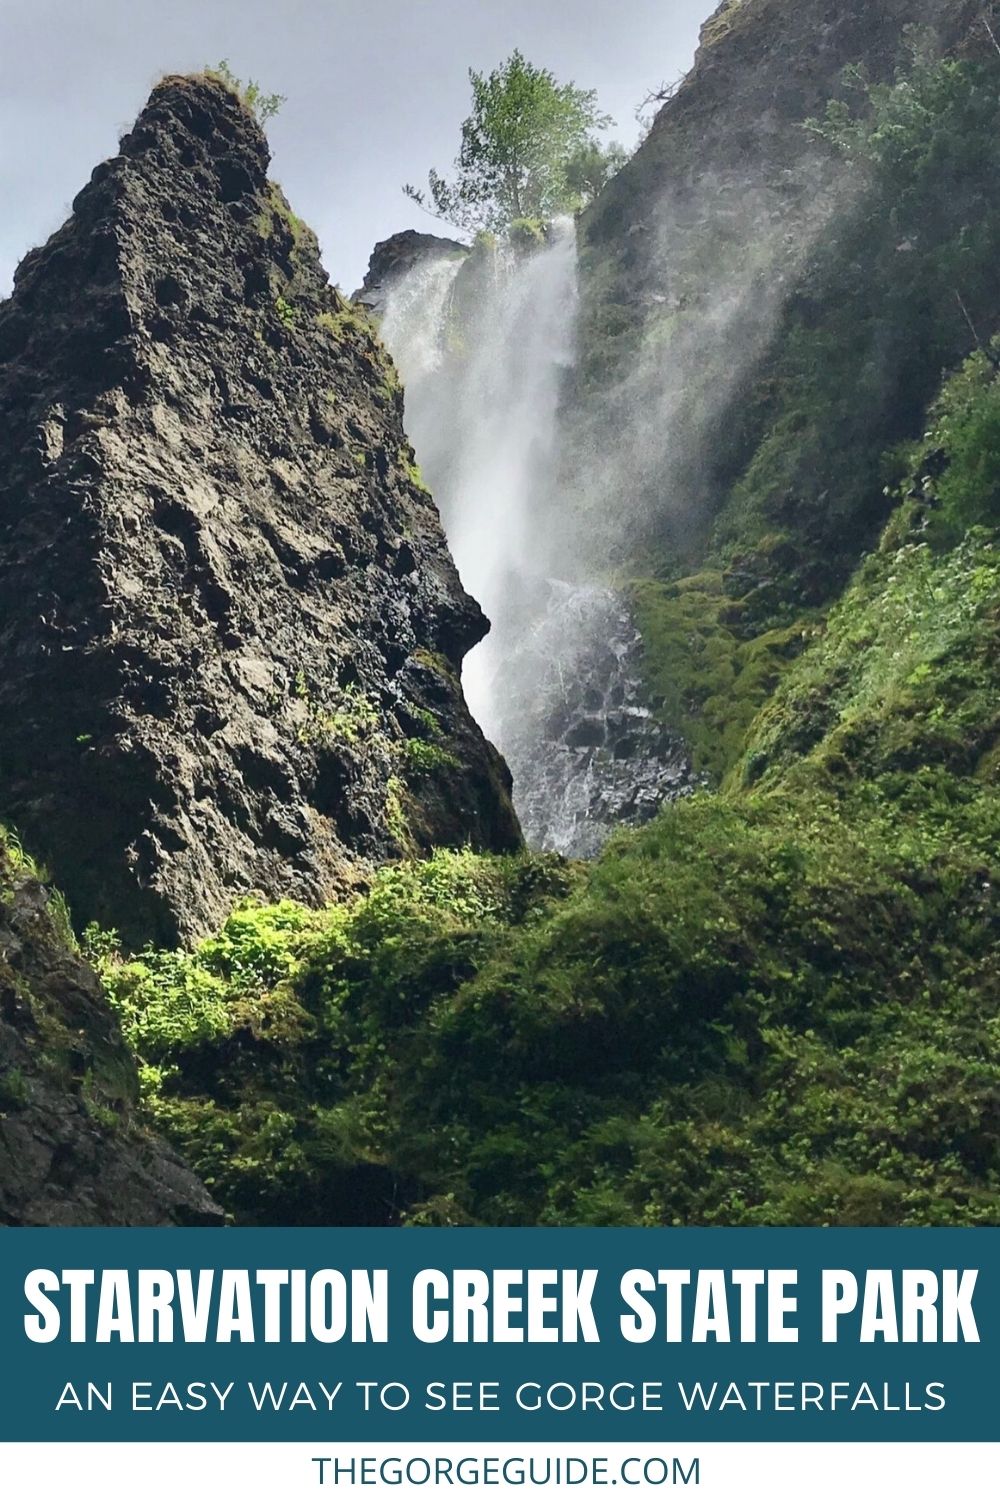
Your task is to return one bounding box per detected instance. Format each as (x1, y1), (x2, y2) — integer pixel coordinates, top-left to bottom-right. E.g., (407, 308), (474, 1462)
(356, 230), (468, 315)
(499, 584), (699, 858)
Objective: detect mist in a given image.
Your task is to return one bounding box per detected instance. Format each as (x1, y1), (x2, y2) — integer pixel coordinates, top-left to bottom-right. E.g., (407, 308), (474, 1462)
(373, 129), (849, 854)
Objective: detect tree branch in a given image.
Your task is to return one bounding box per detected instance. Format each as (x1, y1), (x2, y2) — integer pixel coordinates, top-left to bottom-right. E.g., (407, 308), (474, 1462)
(983, 11), (1000, 59)
(954, 288), (1000, 370)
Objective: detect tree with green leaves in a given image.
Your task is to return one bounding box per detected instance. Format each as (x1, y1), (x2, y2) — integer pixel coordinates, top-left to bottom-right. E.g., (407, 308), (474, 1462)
(404, 50), (621, 234)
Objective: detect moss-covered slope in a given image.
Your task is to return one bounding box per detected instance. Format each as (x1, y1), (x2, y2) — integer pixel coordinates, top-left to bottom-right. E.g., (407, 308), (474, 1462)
(577, 7), (1000, 785)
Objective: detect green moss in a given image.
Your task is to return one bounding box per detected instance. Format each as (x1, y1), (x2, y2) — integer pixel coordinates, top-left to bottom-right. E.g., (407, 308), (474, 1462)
(403, 457), (431, 493)
(412, 706), (442, 738)
(631, 571), (814, 781)
(257, 181), (309, 246)
(384, 774), (413, 853)
(413, 647), (457, 681)
(737, 528), (1000, 792)
(404, 739), (462, 776)
(316, 298), (400, 393)
(317, 300), (380, 345)
(380, 368), (402, 402)
(274, 294), (297, 329)
(297, 684), (380, 749)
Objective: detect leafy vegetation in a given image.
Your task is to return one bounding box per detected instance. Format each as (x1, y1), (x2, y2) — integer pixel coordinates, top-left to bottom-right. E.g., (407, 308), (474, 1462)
(88, 433), (1000, 1228)
(205, 59), (285, 124)
(922, 350), (1000, 532)
(622, 36), (1000, 784)
(404, 50), (621, 233)
(563, 140), (628, 204)
(296, 682), (380, 750)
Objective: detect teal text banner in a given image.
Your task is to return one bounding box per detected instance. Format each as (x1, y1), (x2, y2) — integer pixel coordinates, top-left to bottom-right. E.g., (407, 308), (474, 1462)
(0, 1228), (994, 1442)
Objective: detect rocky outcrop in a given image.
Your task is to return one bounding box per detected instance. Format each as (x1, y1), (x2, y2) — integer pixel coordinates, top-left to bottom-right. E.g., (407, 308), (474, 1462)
(576, 0), (983, 439)
(587, 0), (980, 258)
(0, 839), (221, 1225)
(355, 230), (467, 314)
(0, 75), (519, 949)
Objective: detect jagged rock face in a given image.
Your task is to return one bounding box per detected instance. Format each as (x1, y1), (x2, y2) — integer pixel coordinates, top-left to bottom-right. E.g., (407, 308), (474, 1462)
(567, 0), (988, 625)
(0, 76), (519, 948)
(580, 0), (981, 383)
(591, 0), (979, 233)
(0, 841), (221, 1225)
(355, 230), (467, 314)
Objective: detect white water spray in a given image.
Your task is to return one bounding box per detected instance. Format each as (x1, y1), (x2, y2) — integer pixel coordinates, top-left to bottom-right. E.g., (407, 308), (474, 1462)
(371, 112), (848, 854)
(379, 223), (692, 853)
(382, 220), (579, 737)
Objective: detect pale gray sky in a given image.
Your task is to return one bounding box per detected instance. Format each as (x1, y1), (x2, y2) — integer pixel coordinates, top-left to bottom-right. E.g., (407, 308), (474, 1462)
(0, 0), (713, 296)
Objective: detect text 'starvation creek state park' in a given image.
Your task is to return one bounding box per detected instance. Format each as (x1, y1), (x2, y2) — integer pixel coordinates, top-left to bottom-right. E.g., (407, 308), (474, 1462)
(4, 0), (1000, 1234)
(21, 1265), (982, 1343)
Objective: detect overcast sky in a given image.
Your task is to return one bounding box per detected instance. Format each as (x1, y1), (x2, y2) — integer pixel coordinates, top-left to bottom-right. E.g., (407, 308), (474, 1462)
(0, 0), (714, 296)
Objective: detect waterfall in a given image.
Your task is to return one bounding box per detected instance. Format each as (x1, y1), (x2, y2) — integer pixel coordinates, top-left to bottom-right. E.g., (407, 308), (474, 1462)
(381, 223), (578, 728)
(379, 223), (693, 854)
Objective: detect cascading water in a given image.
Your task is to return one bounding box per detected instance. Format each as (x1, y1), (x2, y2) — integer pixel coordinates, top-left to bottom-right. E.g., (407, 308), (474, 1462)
(381, 222), (578, 729)
(376, 223), (693, 854)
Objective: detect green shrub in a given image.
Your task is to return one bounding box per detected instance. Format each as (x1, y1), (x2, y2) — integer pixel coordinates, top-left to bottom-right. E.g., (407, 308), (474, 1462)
(927, 354), (1000, 530)
(205, 60), (285, 124)
(508, 217), (547, 250)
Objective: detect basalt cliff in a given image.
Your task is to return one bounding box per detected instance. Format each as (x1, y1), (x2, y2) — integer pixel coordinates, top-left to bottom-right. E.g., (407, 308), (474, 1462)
(0, 75), (519, 954)
(0, 75), (519, 1224)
